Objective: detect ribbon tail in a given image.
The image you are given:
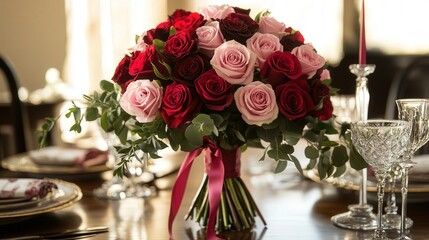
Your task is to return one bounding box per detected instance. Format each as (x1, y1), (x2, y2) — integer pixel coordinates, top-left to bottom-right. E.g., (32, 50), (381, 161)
(168, 148), (203, 240)
(206, 146), (224, 240)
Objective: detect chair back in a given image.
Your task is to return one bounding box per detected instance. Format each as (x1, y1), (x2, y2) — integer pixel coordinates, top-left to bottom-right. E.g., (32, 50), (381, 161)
(0, 54), (28, 157)
(385, 56), (429, 154)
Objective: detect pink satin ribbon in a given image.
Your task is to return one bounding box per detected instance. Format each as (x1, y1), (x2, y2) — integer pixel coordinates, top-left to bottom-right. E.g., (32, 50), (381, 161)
(168, 140), (224, 240)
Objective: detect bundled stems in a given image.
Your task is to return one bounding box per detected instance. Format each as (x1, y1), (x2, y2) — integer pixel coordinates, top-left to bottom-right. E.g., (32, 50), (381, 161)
(185, 175), (266, 232)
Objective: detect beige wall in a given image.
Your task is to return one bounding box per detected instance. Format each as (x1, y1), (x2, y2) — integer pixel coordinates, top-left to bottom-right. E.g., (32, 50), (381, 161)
(0, 0), (66, 93)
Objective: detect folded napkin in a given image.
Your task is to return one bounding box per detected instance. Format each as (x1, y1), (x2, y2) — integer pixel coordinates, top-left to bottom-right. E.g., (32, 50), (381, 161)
(29, 146), (108, 168)
(0, 178), (57, 199)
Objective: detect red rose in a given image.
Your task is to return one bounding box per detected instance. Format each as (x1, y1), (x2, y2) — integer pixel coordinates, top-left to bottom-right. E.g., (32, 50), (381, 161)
(112, 55), (133, 92)
(219, 13), (259, 45)
(163, 29), (198, 61)
(161, 82), (202, 128)
(144, 22), (171, 45)
(169, 9), (191, 23)
(314, 97), (333, 121)
(276, 80), (314, 120)
(173, 12), (206, 31)
(128, 45), (170, 81)
(232, 7), (251, 15)
(280, 27), (305, 52)
(310, 79), (333, 121)
(195, 69), (234, 111)
(260, 51), (303, 88)
(173, 53), (210, 85)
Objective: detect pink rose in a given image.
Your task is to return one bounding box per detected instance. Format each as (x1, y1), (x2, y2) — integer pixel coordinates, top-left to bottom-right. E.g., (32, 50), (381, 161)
(291, 44), (325, 79)
(234, 81), (278, 126)
(120, 80), (163, 123)
(196, 21), (225, 57)
(258, 16), (286, 34)
(210, 40), (257, 85)
(199, 5), (235, 20)
(320, 69), (331, 80)
(246, 32), (283, 68)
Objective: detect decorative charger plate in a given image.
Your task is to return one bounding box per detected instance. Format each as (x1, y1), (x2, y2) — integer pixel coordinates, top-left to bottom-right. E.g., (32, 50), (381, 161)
(1, 153), (110, 175)
(0, 178), (82, 224)
(304, 155), (429, 201)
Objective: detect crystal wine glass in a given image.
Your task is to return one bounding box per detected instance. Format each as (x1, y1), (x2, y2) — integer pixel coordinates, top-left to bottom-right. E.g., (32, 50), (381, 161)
(395, 99), (429, 240)
(351, 120), (410, 239)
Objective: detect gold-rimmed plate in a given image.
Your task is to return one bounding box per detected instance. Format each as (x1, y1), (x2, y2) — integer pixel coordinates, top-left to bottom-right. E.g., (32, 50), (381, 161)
(1, 153), (110, 176)
(304, 167), (429, 202)
(0, 178), (82, 224)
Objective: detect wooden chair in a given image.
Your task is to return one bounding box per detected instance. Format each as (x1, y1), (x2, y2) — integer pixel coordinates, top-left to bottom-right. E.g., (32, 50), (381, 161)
(0, 54), (29, 158)
(385, 56), (429, 154)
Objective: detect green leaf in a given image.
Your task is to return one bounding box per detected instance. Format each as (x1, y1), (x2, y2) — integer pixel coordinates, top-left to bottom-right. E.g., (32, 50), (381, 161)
(100, 80), (115, 92)
(152, 39), (165, 53)
(305, 146), (319, 159)
(185, 125), (204, 147)
(69, 123), (82, 133)
(306, 158), (317, 170)
(192, 114), (216, 135)
(283, 131), (301, 145)
(233, 130), (245, 142)
(85, 107), (99, 121)
(169, 26), (176, 36)
(267, 145), (293, 161)
(333, 165), (346, 178)
(350, 144), (368, 170)
(327, 165), (335, 177)
(290, 155), (303, 175)
(100, 112), (109, 132)
(118, 127), (128, 144)
(317, 154), (328, 179)
(313, 121), (338, 135)
(274, 160), (287, 173)
(321, 78), (332, 86)
(332, 145), (348, 167)
(259, 147), (269, 162)
(256, 127), (280, 142)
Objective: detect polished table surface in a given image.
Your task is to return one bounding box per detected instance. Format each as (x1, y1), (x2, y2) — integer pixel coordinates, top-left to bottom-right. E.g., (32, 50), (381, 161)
(1, 151), (429, 240)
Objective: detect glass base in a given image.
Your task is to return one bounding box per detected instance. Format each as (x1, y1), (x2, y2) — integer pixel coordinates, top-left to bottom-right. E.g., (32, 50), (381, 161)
(383, 214), (413, 230)
(93, 177), (132, 200)
(331, 204), (377, 230)
(93, 177), (157, 200)
(394, 236), (413, 240)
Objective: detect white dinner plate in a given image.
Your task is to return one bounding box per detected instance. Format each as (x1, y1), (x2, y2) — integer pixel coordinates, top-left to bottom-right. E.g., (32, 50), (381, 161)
(0, 178), (82, 224)
(1, 153), (110, 175)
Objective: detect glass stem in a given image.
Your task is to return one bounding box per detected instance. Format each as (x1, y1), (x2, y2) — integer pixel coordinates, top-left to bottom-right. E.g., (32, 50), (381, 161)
(400, 165), (411, 238)
(385, 171), (398, 214)
(359, 169), (368, 205)
(374, 176), (386, 239)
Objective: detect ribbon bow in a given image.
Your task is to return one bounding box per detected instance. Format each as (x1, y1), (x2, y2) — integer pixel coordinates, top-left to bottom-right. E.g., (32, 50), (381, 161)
(168, 139), (224, 240)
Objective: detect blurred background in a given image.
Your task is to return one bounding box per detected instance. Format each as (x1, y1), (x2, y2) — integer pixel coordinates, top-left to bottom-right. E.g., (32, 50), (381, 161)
(1, 0), (428, 156)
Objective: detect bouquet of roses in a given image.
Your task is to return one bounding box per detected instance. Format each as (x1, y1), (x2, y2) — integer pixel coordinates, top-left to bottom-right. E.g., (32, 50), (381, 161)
(38, 4), (366, 239)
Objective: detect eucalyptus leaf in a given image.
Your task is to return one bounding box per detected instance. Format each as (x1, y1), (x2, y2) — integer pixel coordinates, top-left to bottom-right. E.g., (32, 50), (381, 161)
(305, 146), (319, 159)
(100, 80), (114, 92)
(85, 107), (99, 121)
(290, 155), (303, 175)
(332, 145), (348, 167)
(333, 165), (346, 178)
(185, 125), (204, 146)
(350, 144), (368, 170)
(274, 160), (287, 173)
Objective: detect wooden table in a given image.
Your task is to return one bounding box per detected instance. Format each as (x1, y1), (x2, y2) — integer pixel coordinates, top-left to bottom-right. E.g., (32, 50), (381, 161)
(1, 152), (429, 240)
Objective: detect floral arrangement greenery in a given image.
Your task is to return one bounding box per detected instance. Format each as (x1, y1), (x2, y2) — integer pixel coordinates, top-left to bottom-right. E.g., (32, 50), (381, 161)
(38, 4), (367, 239)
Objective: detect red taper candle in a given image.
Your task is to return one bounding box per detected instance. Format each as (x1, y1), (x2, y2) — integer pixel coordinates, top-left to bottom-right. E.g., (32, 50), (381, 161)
(359, 0), (366, 65)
